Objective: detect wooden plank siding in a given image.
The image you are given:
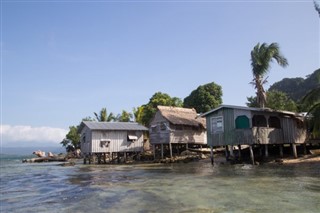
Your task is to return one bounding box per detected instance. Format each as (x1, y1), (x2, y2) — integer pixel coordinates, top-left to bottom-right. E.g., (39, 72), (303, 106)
(204, 106), (307, 147)
(90, 130), (144, 153)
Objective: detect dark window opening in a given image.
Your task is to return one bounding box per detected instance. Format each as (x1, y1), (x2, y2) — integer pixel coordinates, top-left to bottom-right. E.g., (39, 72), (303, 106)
(252, 115), (267, 127)
(127, 131), (138, 142)
(268, 116), (281, 128)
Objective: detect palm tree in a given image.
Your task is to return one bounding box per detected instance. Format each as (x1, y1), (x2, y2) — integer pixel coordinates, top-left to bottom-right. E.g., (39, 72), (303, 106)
(250, 42), (288, 108)
(94, 107), (115, 122)
(302, 77), (320, 138)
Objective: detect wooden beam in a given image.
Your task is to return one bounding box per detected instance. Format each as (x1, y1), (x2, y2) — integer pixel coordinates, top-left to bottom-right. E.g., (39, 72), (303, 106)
(265, 144), (269, 158)
(161, 144), (164, 159)
(249, 145), (255, 165)
(279, 145), (284, 157)
(210, 146), (214, 166)
(169, 143), (173, 158)
(292, 144), (298, 158)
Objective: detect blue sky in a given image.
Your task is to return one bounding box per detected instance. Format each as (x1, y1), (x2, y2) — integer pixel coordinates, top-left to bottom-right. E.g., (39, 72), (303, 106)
(1, 0), (319, 147)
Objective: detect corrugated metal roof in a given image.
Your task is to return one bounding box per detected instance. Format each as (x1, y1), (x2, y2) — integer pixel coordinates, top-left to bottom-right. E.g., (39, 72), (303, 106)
(201, 105), (304, 118)
(81, 121), (148, 131)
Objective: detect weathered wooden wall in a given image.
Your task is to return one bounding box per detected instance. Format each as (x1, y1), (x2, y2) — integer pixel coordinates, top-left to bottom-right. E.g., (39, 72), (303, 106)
(206, 107), (307, 147)
(80, 127), (144, 155)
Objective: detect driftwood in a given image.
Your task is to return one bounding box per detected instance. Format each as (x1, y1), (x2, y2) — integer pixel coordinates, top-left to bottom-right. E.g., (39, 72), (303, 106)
(22, 156), (67, 163)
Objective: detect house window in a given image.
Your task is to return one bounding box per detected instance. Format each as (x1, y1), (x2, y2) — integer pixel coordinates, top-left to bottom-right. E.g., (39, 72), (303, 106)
(252, 115), (267, 127)
(160, 122), (167, 131)
(100, 140), (110, 148)
(151, 125), (158, 133)
(211, 116), (223, 134)
(128, 134), (138, 143)
(235, 115), (250, 129)
(268, 116), (281, 128)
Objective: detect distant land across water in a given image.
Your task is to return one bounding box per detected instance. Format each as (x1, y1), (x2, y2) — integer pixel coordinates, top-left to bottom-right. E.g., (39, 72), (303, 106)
(0, 146), (66, 156)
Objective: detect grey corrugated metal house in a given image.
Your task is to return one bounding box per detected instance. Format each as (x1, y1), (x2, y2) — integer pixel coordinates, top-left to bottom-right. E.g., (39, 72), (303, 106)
(201, 105), (307, 163)
(79, 121), (148, 163)
(149, 106), (206, 158)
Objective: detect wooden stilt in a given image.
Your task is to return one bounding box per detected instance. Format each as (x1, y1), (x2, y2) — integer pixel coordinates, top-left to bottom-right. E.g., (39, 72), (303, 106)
(153, 144), (156, 160)
(265, 144), (269, 158)
(186, 143), (189, 150)
(249, 145), (255, 165)
(259, 145), (263, 157)
(292, 143), (298, 158)
(229, 145), (234, 158)
(210, 146), (214, 166)
(161, 144), (164, 159)
(279, 145), (284, 157)
(124, 152), (127, 162)
(225, 146), (229, 161)
(238, 145), (242, 160)
(169, 143), (173, 158)
(83, 156), (87, 164)
(303, 143), (307, 155)
(117, 153), (120, 163)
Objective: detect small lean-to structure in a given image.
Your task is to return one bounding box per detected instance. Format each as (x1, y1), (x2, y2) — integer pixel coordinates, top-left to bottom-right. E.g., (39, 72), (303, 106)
(201, 105), (307, 164)
(149, 106), (206, 159)
(79, 121), (148, 164)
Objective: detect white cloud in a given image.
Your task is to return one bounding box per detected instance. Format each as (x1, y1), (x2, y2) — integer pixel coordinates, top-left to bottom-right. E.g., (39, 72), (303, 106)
(0, 125), (68, 147)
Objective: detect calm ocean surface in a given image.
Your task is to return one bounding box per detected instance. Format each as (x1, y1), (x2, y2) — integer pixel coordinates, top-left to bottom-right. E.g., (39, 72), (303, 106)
(1, 155), (319, 213)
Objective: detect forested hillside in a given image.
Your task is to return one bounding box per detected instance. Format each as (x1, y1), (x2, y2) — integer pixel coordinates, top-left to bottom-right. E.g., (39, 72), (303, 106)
(268, 68), (320, 102)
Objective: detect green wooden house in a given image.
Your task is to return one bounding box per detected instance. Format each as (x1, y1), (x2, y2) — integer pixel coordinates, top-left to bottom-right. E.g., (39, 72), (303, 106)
(201, 105), (307, 163)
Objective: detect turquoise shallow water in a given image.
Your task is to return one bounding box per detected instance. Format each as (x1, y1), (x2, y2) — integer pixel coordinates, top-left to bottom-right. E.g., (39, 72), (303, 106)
(1, 155), (319, 213)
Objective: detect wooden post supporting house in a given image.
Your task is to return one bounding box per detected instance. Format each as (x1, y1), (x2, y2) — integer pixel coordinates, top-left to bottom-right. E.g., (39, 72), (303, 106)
(169, 143), (173, 158)
(265, 144), (269, 157)
(161, 144), (164, 159)
(303, 143), (307, 155)
(279, 145), (284, 157)
(225, 146), (229, 161)
(238, 145), (242, 160)
(292, 143), (298, 158)
(210, 146), (214, 165)
(249, 145), (255, 165)
(153, 145), (156, 159)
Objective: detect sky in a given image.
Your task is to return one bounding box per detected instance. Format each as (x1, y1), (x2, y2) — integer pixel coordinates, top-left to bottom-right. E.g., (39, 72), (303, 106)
(1, 0), (319, 147)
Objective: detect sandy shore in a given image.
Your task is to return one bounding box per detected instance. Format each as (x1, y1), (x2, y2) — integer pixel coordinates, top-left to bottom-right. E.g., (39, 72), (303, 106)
(281, 154), (320, 164)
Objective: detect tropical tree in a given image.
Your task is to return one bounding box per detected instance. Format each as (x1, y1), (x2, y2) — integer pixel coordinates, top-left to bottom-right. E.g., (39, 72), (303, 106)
(94, 107), (115, 122)
(301, 73), (320, 138)
(135, 92), (183, 126)
(60, 126), (80, 152)
(246, 90), (297, 111)
(250, 42), (288, 108)
(315, 0), (320, 16)
(183, 82), (223, 113)
(116, 110), (133, 122)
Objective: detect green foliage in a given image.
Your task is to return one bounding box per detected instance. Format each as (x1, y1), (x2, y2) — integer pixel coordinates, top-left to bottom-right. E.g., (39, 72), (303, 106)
(269, 69), (320, 102)
(315, 0), (320, 16)
(266, 90), (297, 111)
(246, 90), (297, 112)
(116, 110), (133, 122)
(246, 96), (258, 108)
(250, 42), (288, 108)
(135, 92), (183, 126)
(183, 82), (222, 113)
(60, 125), (80, 151)
(94, 107), (115, 122)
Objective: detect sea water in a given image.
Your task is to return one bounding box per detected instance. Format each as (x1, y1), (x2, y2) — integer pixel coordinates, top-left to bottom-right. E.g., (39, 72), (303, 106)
(0, 155), (319, 213)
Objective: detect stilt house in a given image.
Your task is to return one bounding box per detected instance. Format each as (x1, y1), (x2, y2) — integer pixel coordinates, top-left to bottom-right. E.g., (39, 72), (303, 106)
(79, 121), (148, 163)
(149, 106), (207, 158)
(201, 105), (307, 161)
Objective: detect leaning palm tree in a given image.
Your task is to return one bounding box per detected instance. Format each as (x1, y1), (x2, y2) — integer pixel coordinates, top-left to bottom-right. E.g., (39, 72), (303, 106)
(302, 77), (320, 138)
(250, 42), (288, 108)
(94, 107), (115, 122)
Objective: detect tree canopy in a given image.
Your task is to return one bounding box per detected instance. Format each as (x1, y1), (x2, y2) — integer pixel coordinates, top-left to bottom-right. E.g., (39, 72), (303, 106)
(183, 82), (222, 113)
(246, 90), (297, 112)
(134, 92), (183, 126)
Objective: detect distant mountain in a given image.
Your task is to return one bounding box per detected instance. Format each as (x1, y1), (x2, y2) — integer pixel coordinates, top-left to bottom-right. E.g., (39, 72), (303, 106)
(268, 68), (320, 102)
